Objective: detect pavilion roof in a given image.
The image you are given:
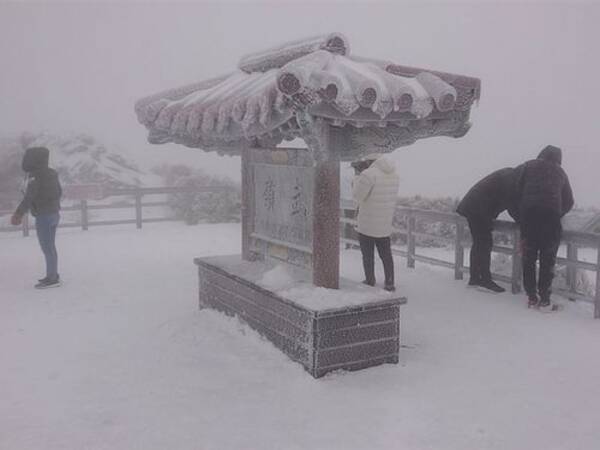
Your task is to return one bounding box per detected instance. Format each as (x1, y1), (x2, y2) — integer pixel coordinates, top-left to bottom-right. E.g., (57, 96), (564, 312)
(135, 33), (481, 156)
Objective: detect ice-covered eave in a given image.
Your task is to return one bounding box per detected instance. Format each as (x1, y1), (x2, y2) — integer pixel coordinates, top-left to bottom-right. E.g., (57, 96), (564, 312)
(134, 32), (480, 156)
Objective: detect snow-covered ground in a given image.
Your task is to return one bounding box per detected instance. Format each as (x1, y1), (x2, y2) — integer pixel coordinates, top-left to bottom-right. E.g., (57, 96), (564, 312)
(1, 223), (599, 450)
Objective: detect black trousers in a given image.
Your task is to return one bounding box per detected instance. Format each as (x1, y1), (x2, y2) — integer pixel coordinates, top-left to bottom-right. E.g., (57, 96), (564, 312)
(520, 208), (562, 298)
(466, 215), (494, 282)
(358, 233), (394, 287)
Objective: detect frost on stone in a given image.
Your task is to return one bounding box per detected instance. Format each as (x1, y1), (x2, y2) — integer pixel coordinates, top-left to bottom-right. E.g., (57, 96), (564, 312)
(238, 32), (349, 74)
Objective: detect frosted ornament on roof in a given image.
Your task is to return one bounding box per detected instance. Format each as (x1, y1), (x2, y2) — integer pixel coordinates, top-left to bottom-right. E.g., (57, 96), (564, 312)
(401, 77), (434, 118)
(332, 57), (394, 118)
(277, 51), (334, 95)
(322, 61), (360, 116)
(416, 72), (457, 112)
(376, 70), (416, 112)
(239, 32), (349, 73)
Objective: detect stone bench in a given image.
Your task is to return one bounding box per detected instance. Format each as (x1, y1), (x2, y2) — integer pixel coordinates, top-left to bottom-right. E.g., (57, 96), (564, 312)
(194, 255), (407, 378)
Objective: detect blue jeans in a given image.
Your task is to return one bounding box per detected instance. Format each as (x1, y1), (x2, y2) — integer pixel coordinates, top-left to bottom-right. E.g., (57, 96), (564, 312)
(35, 213), (60, 280)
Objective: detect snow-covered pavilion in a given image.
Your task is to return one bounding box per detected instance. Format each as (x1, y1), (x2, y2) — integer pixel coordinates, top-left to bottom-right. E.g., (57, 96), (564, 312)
(134, 33), (481, 377)
(135, 32), (481, 290)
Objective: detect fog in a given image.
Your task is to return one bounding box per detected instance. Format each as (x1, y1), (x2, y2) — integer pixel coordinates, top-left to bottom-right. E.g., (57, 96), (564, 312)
(1, 0), (598, 206)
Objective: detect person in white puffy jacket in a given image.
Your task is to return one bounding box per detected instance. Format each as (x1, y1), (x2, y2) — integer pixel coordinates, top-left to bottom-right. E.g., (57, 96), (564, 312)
(352, 154), (400, 292)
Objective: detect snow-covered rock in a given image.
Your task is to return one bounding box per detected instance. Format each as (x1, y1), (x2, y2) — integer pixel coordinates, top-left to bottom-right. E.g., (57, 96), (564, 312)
(0, 132), (161, 192)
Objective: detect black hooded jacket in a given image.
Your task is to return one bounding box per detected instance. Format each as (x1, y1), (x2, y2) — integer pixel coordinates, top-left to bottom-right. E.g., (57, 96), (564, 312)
(514, 145), (574, 218)
(15, 147), (62, 217)
(456, 167), (519, 220)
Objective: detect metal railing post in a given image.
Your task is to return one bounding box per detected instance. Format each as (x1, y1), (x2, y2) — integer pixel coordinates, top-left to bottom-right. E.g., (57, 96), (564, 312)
(81, 200), (88, 231)
(407, 210), (415, 268)
(135, 192), (143, 229)
(510, 226), (522, 294)
(566, 242), (578, 301)
(454, 219), (464, 280)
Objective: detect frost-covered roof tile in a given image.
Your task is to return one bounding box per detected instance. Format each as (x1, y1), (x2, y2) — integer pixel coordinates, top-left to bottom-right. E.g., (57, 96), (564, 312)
(135, 32), (480, 153)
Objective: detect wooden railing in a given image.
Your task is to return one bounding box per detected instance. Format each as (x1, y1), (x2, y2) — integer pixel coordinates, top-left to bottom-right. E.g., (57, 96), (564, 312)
(0, 186), (232, 235)
(342, 205), (600, 319)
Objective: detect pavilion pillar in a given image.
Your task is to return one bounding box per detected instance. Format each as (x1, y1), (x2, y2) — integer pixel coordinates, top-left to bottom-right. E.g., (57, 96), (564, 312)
(241, 148), (254, 261)
(313, 159), (340, 289)
(310, 123), (342, 289)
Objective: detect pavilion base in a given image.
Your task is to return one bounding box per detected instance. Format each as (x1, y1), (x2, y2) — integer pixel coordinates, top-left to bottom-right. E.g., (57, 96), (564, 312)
(194, 255), (407, 378)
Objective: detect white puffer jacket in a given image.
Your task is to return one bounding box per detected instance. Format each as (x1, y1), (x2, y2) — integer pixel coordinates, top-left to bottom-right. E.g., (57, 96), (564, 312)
(352, 157), (400, 237)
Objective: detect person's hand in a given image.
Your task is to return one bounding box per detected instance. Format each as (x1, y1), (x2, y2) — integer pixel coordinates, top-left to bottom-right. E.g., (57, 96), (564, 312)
(10, 214), (22, 226)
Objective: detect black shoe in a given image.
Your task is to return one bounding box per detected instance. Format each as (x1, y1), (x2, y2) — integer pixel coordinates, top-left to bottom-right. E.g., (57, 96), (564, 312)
(384, 285), (396, 292)
(467, 278), (480, 287)
(537, 297), (560, 312)
(362, 280), (375, 287)
(478, 279), (506, 293)
(35, 277), (61, 289)
(38, 273), (59, 283)
(537, 295), (551, 308)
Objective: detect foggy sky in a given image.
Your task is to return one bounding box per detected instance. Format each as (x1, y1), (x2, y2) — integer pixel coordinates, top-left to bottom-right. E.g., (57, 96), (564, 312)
(1, 1), (599, 206)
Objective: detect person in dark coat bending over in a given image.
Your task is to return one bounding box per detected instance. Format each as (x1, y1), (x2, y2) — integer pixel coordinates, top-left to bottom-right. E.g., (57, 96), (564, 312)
(11, 147), (63, 289)
(515, 145), (574, 310)
(457, 167), (519, 293)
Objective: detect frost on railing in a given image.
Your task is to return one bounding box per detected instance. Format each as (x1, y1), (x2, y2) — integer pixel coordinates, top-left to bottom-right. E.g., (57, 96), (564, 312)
(0, 185), (237, 233)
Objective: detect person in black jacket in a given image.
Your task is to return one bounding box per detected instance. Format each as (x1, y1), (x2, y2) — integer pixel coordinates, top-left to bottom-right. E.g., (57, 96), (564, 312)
(457, 167), (519, 292)
(515, 145), (574, 309)
(11, 147), (63, 289)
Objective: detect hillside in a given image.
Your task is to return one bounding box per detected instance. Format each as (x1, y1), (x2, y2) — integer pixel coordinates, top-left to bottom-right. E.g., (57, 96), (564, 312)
(0, 132), (161, 206)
